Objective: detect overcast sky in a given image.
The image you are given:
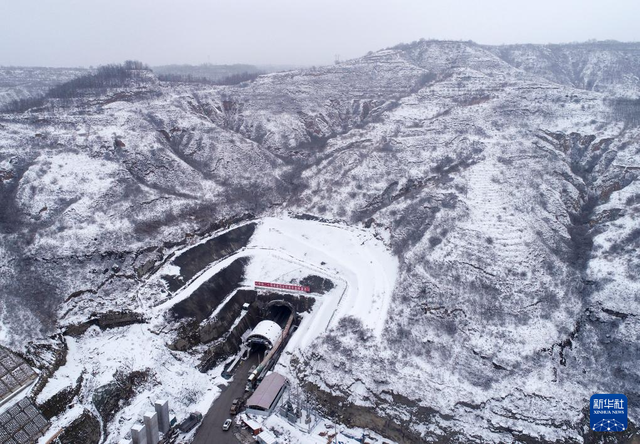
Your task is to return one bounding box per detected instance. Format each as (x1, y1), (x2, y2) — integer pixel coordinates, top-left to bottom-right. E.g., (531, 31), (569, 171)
(1, 0), (639, 68)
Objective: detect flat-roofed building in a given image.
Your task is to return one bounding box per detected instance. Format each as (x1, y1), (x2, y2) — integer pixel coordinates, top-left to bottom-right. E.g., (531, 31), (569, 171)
(241, 416), (262, 435)
(257, 429), (278, 444)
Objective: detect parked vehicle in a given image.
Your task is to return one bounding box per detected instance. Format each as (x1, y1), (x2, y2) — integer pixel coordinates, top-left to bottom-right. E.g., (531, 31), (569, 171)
(178, 412), (203, 433)
(230, 398), (242, 415)
(222, 418), (232, 431)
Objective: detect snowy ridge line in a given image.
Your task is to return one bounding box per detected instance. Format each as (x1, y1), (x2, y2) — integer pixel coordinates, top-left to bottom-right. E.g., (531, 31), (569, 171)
(139, 219), (255, 305)
(131, 220), (256, 313)
(205, 288), (243, 322)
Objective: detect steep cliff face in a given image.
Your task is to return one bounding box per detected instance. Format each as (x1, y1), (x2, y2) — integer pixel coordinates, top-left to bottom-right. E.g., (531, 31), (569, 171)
(1, 40), (639, 442)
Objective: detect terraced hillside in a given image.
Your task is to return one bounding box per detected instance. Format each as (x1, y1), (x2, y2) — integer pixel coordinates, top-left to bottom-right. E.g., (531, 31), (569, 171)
(0, 40), (639, 443)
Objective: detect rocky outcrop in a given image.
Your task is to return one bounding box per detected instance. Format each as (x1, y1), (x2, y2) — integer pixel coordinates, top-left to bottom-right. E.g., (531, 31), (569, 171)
(168, 258), (248, 350)
(64, 310), (146, 337)
(92, 369), (152, 430)
(53, 409), (101, 444)
(39, 373), (83, 420)
(164, 222), (256, 292)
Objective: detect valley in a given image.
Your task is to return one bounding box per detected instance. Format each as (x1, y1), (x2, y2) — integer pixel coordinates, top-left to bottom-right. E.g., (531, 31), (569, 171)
(0, 39), (639, 443)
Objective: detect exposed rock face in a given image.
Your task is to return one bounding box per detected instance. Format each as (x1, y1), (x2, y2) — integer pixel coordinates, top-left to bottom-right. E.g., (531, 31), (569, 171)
(64, 309), (146, 336)
(53, 409), (101, 444)
(92, 369), (153, 429)
(39, 373), (83, 420)
(164, 221), (256, 291)
(1, 40), (640, 442)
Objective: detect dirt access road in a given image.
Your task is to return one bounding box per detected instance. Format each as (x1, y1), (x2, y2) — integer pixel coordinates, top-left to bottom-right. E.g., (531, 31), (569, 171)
(192, 353), (259, 444)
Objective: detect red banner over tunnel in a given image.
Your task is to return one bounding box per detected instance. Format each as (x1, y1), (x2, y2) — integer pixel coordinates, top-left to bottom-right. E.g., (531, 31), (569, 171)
(255, 281), (310, 293)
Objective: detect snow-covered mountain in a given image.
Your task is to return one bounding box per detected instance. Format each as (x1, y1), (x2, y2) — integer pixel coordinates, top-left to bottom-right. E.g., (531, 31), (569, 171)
(485, 41), (640, 99)
(0, 67), (87, 107)
(1, 40), (639, 443)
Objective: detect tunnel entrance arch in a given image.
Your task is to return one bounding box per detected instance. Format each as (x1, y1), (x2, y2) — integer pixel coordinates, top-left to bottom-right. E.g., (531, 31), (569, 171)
(246, 320), (282, 350)
(265, 300), (294, 327)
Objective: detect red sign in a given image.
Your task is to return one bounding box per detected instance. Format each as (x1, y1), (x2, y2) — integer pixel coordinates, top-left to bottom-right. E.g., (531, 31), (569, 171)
(255, 281), (310, 293)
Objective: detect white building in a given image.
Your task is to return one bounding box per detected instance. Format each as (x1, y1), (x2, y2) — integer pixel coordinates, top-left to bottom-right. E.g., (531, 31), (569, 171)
(257, 429), (278, 444)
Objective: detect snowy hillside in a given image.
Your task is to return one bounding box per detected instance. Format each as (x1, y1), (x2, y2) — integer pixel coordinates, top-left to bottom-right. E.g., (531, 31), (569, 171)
(0, 40), (639, 443)
(0, 67), (87, 107)
(485, 41), (640, 98)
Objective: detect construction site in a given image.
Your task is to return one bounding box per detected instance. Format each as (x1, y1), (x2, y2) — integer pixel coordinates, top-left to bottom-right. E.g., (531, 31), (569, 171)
(23, 217), (397, 444)
(191, 280), (313, 444)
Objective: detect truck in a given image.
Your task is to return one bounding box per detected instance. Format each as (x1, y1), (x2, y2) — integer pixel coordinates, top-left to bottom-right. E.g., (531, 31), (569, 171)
(178, 412), (202, 433)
